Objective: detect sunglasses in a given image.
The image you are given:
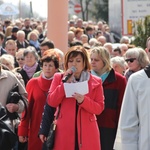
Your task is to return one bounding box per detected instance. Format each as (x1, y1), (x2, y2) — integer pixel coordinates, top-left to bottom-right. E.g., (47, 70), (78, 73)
(17, 58), (24, 61)
(125, 58), (136, 63)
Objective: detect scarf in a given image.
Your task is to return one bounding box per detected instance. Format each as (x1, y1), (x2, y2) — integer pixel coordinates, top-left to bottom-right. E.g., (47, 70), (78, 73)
(29, 40), (40, 48)
(124, 69), (134, 81)
(91, 70), (109, 83)
(71, 71), (90, 83)
(23, 62), (38, 78)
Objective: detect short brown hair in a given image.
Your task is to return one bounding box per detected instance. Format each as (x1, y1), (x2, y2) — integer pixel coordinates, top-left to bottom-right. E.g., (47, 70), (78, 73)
(74, 28), (83, 36)
(40, 49), (59, 69)
(64, 46), (91, 71)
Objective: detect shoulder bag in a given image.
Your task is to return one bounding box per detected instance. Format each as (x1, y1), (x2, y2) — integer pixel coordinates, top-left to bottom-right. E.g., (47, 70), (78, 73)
(46, 105), (60, 150)
(0, 104), (17, 149)
(6, 83), (27, 120)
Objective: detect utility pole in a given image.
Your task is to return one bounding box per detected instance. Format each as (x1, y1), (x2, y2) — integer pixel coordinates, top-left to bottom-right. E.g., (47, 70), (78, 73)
(30, 1), (33, 18)
(19, 0), (22, 18)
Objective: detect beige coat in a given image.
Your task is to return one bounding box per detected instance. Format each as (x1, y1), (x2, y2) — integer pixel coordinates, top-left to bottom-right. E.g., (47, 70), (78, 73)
(0, 69), (27, 113)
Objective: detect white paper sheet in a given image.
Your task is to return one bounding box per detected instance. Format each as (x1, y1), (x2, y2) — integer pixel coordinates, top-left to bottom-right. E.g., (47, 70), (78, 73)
(64, 80), (89, 98)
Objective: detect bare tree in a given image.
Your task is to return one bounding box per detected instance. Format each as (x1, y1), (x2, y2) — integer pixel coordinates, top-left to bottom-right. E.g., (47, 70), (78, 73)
(79, 0), (92, 20)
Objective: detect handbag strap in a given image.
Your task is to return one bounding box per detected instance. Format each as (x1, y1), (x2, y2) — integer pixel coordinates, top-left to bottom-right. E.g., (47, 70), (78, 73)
(55, 105), (61, 120)
(53, 73), (63, 120)
(0, 114), (7, 121)
(54, 74), (63, 120)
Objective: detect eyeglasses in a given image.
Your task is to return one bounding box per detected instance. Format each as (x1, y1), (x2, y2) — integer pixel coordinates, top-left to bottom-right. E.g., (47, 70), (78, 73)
(125, 58), (136, 63)
(17, 58), (24, 61)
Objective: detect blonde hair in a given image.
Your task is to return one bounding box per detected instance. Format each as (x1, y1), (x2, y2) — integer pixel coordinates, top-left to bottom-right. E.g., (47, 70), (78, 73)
(5, 39), (17, 48)
(0, 54), (14, 70)
(27, 30), (39, 41)
(16, 48), (25, 57)
(5, 26), (13, 37)
(90, 46), (112, 75)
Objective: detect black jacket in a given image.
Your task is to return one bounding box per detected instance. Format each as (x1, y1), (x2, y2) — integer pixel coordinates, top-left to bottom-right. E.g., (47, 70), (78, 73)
(16, 40), (29, 49)
(39, 102), (55, 137)
(39, 102), (55, 150)
(17, 64), (41, 86)
(0, 48), (7, 56)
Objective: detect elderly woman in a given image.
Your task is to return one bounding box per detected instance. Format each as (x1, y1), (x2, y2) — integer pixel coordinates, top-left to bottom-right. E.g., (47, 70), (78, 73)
(16, 48), (26, 68)
(0, 54), (14, 70)
(18, 51), (60, 150)
(27, 30), (40, 55)
(46, 45), (104, 150)
(111, 56), (127, 75)
(0, 62), (27, 149)
(124, 47), (149, 80)
(90, 46), (126, 150)
(17, 46), (41, 86)
(0, 54), (25, 86)
(0, 60), (27, 112)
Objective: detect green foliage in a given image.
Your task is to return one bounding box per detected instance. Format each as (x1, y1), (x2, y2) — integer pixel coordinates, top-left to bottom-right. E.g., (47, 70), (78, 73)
(131, 15), (150, 49)
(91, 0), (108, 22)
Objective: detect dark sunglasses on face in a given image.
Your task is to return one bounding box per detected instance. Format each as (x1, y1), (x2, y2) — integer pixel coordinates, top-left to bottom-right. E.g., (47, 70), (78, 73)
(17, 58), (24, 61)
(125, 58), (136, 63)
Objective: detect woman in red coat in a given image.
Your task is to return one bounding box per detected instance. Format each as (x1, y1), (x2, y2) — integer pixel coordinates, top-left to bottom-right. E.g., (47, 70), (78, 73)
(47, 46), (104, 150)
(18, 50), (60, 150)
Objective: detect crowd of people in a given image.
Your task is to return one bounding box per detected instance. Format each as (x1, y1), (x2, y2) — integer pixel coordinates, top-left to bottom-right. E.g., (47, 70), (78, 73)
(0, 17), (150, 150)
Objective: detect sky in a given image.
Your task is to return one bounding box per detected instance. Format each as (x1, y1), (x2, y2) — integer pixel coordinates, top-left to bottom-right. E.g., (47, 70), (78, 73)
(3, 0), (48, 18)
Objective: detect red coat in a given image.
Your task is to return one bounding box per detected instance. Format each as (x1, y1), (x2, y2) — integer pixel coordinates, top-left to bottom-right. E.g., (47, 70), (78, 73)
(48, 73), (104, 150)
(18, 75), (52, 150)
